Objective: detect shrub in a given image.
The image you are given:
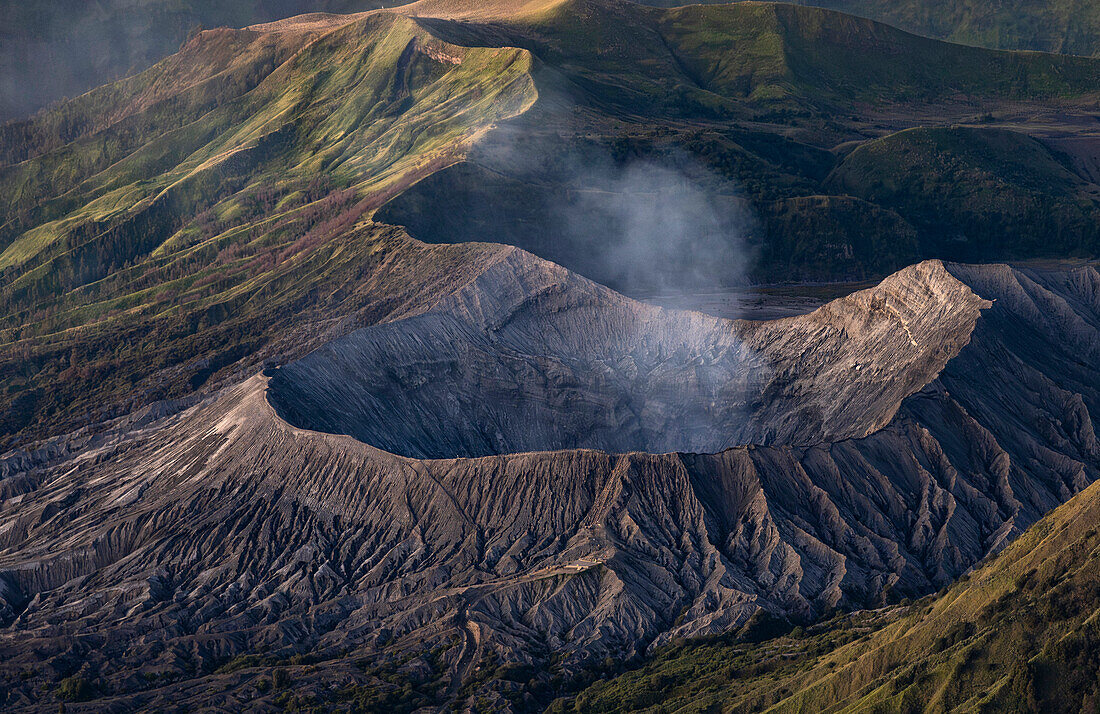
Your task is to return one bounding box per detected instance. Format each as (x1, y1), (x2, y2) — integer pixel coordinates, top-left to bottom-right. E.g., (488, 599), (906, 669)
(55, 676), (94, 702)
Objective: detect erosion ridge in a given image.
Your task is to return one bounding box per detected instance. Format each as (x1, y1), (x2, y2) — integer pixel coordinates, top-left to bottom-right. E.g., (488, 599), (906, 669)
(0, 253), (1097, 710)
(572, 416), (1100, 713)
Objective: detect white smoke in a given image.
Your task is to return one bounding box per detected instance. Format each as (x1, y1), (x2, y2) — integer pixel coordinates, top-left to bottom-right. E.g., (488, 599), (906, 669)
(559, 153), (755, 297)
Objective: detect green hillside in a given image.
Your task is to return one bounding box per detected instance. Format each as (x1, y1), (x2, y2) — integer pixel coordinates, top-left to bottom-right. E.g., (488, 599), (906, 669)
(658, 2), (1100, 103)
(419, 0), (1100, 114)
(826, 126), (1100, 260)
(381, 1), (1100, 287)
(0, 12), (536, 445)
(7, 0), (1100, 125)
(0, 0), (414, 121)
(784, 0), (1100, 57)
(557, 476), (1100, 713)
(635, 0), (1100, 58)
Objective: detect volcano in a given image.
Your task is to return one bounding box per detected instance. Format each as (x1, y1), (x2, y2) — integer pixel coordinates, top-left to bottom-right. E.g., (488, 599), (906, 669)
(1, 251), (1097, 710)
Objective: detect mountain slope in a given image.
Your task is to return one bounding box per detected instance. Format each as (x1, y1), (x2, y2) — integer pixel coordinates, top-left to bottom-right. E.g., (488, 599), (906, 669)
(408, 0), (1100, 112)
(6, 0), (1099, 126)
(656, 2), (1100, 102)
(3, 2), (1100, 712)
(5, 0), (1100, 450)
(0, 257), (1097, 711)
(826, 126), (1100, 260)
(781, 0), (1100, 58)
(0, 0), (417, 122)
(569, 430), (1100, 713)
(0, 11), (536, 446)
(379, 0), (1100, 287)
(633, 0), (1100, 58)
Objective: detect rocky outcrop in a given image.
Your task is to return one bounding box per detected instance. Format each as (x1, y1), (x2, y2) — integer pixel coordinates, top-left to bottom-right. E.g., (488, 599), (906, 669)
(0, 254), (1097, 711)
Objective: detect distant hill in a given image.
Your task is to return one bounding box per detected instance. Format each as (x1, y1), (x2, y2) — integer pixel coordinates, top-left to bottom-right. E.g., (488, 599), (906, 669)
(826, 126), (1100, 260)
(793, 0), (1100, 56)
(0, 0), (412, 122)
(380, 0), (1100, 287)
(637, 0), (1100, 57)
(6, 0), (1100, 123)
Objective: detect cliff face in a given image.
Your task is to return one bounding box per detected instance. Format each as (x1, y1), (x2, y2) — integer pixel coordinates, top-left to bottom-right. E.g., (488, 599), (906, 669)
(0, 253), (1097, 710)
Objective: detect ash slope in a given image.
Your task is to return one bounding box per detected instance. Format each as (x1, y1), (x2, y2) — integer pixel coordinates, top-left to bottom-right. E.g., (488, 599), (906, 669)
(0, 254), (1098, 710)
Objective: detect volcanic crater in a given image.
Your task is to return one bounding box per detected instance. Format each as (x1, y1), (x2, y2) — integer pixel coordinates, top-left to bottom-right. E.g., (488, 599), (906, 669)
(266, 249), (988, 459)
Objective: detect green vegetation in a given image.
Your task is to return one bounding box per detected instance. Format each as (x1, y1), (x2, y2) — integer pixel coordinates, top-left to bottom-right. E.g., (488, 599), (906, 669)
(7, 0), (1100, 125)
(0, 0), (413, 121)
(758, 195), (921, 280)
(382, 2), (1100, 286)
(449, 0), (1100, 117)
(557, 478), (1100, 713)
(54, 676), (94, 702)
(660, 3), (1100, 106)
(827, 126), (1099, 260)
(637, 0), (1100, 57)
(785, 0), (1100, 57)
(0, 12), (534, 445)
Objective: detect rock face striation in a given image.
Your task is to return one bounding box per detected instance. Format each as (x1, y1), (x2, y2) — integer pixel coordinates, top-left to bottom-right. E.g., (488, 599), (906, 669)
(0, 251), (1098, 710)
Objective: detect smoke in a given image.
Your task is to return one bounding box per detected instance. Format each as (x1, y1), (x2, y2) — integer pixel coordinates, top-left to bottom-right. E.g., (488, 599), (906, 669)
(544, 147), (767, 452)
(444, 125), (760, 300)
(380, 125), (770, 451)
(558, 152), (755, 297)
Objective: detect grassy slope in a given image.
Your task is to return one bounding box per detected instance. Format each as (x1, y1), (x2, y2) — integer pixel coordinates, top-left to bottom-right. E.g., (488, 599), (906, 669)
(826, 126), (1100, 259)
(0, 12), (536, 445)
(783, 0), (1100, 58)
(470, 0), (1100, 113)
(658, 2), (1100, 104)
(557, 477), (1100, 713)
(0, 0), (417, 122)
(634, 0), (1100, 58)
(4, 0), (1091, 123)
(382, 0), (1100, 286)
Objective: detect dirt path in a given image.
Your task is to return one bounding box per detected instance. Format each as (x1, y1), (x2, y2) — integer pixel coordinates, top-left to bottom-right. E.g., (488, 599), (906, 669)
(450, 609), (483, 695)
